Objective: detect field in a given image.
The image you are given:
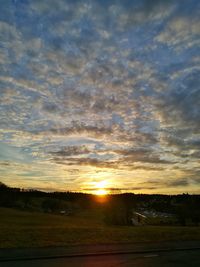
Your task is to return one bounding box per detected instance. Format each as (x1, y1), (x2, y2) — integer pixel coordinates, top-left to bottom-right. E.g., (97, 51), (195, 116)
(0, 207), (200, 248)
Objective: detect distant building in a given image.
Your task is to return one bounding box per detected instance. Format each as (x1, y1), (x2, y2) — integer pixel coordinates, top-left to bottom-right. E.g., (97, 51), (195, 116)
(59, 209), (72, 216)
(60, 210), (66, 215)
(131, 212), (147, 226)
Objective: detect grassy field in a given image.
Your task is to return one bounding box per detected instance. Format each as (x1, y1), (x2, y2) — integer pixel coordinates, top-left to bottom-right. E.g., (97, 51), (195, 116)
(0, 207), (200, 248)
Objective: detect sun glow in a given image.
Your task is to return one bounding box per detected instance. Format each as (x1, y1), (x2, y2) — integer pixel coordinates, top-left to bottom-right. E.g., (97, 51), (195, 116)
(95, 188), (108, 196)
(93, 180), (109, 196)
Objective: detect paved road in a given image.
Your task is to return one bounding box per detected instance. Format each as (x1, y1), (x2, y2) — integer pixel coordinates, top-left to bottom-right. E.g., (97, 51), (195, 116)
(1, 249), (200, 267)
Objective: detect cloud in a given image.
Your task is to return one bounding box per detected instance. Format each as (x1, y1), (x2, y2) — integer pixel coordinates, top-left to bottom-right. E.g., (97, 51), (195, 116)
(156, 15), (200, 50)
(0, 143), (35, 163)
(50, 145), (90, 157)
(167, 179), (189, 188)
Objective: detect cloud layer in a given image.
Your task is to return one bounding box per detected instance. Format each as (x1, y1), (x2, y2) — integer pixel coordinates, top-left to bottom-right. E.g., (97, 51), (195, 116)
(0, 0), (199, 193)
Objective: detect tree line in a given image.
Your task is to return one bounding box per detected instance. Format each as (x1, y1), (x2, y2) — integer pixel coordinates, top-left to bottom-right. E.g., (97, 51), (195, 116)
(0, 182), (200, 226)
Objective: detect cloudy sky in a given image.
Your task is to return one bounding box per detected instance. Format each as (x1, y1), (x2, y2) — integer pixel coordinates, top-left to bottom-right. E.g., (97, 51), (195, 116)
(0, 0), (199, 194)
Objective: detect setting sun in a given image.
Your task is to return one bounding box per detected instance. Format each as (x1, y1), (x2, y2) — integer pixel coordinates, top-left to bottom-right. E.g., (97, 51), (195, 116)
(93, 180), (109, 196)
(94, 188), (108, 196)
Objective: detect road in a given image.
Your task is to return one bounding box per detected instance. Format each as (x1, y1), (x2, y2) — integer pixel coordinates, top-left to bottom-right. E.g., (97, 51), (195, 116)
(1, 249), (200, 267)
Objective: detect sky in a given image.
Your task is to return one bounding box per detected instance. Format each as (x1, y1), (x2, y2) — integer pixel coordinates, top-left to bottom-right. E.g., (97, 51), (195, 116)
(0, 0), (200, 194)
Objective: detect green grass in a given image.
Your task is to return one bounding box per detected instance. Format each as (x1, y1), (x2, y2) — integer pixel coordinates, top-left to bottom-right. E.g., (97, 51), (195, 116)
(0, 207), (200, 248)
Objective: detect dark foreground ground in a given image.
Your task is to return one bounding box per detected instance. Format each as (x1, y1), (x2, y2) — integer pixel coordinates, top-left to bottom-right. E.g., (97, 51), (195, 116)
(1, 208), (200, 248)
(1, 241), (200, 267)
(1, 250), (200, 267)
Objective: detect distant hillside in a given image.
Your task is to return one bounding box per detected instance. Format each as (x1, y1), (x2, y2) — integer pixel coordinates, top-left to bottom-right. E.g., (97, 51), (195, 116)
(1, 182), (200, 226)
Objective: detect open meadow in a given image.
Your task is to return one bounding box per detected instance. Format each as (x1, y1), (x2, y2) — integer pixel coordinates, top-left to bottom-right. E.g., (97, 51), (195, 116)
(0, 207), (200, 248)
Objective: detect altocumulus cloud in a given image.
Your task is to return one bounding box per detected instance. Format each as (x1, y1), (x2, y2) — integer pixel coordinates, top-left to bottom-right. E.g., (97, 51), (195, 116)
(0, 0), (199, 193)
